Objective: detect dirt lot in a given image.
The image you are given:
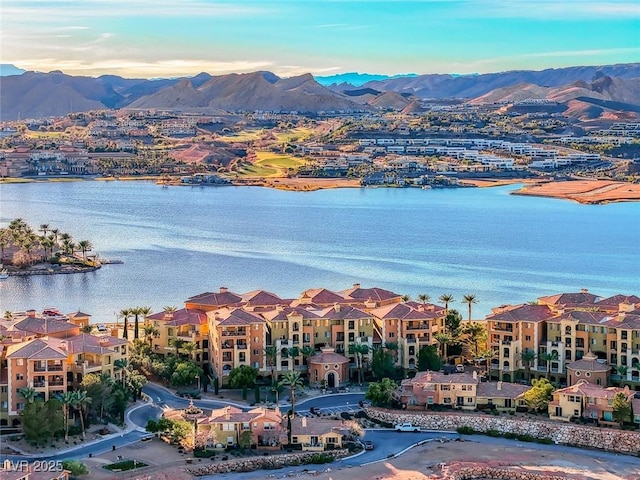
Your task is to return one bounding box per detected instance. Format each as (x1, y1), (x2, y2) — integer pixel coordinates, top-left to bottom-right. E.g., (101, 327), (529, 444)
(84, 436), (640, 480)
(512, 179), (640, 204)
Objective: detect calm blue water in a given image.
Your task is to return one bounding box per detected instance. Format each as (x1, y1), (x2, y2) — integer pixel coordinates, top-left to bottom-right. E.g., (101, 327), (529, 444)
(0, 181), (638, 324)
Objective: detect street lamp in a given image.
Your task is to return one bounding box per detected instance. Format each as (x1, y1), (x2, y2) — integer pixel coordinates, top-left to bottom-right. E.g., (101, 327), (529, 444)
(195, 374), (200, 391)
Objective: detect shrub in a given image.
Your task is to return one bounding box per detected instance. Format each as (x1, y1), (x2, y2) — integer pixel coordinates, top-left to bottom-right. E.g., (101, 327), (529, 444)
(503, 432), (517, 439)
(509, 411), (515, 415)
(536, 438), (554, 444)
(486, 429), (501, 437)
(305, 453), (333, 465)
(62, 460), (89, 477)
(517, 434), (534, 442)
(103, 460), (148, 471)
(194, 449), (215, 458)
(457, 426), (475, 435)
(68, 425), (83, 436)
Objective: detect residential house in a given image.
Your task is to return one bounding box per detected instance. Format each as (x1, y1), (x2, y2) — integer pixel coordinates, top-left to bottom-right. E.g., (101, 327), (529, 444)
(548, 380), (635, 423)
(476, 381), (529, 411)
(399, 371), (480, 410)
(289, 416), (346, 451)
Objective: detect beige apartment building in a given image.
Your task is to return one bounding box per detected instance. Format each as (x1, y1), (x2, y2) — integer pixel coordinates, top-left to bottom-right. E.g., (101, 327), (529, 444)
(486, 291), (640, 387)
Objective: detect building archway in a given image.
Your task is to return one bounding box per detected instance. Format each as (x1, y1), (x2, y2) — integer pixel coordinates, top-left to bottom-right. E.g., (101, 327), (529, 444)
(327, 371), (336, 388)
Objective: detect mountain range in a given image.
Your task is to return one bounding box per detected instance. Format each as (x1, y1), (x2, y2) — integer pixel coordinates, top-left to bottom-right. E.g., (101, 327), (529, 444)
(1, 63), (638, 121)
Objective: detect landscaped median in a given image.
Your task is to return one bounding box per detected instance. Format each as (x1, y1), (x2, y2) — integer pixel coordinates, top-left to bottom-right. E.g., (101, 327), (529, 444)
(363, 407), (640, 455)
(185, 449), (349, 476)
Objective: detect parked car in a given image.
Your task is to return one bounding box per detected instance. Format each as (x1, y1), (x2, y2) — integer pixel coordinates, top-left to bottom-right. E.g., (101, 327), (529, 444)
(394, 423), (420, 432)
(363, 440), (374, 450)
(141, 435), (153, 442)
(358, 400), (371, 408)
(310, 406), (321, 415)
(455, 364), (465, 373)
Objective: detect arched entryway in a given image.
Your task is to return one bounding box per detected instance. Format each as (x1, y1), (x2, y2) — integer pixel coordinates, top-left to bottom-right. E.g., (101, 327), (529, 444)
(326, 372), (336, 388)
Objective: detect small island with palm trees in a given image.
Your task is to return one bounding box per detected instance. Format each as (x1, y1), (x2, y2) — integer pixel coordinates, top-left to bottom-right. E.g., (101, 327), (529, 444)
(0, 218), (102, 276)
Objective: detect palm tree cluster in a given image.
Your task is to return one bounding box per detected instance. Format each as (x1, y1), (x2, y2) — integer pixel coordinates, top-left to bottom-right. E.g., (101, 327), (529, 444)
(118, 306), (151, 340)
(0, 218), (94, 267)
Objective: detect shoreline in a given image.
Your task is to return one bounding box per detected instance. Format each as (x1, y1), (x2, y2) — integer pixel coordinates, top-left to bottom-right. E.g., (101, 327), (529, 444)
(3, 175), (640, 204)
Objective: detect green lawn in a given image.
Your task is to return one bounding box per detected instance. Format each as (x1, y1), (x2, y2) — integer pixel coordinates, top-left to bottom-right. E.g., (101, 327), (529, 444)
(103, 459), (148, 471)
(236, 151), (307, 178)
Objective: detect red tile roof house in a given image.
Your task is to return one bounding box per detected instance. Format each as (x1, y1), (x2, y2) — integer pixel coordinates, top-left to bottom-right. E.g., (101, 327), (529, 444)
(548, 380), (636, 424)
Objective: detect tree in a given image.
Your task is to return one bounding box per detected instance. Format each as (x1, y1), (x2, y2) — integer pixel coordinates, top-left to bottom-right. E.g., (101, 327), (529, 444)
(522, 378), (554, 412)
(182, 341), (198, 362)
(143, 324), (159, 350)
(418, 345), (442, 371)
(228, 365), (258, 399)
(61, 460), (89, 477)
(279, 370), (304, 444)
(80, 373), (113, 422)
(462, 294), (478, 323)
(171, 361), (204, 387)
(76, 240), (92, 261)
(18, 386), (37, 404)
(264, 346), (278, 387)
(539, 351), (559, 379)
(349, 343), (370, 384)
(612, 391), (632, 425)
(300, 346), (316, 366)
(434, 333), (451, 360)
(80, 324), (94, 334)
(418, 294), (431, 306)
(170, 338), (186, 357)
(365, 378), (397, 407)
(22, 398), (64, 446)
(439, 294), (455, 314)
(444, 310), (463, 339)
(58, 391), (75, 440)
(119, 308), (131, 339)
(461, 322), (487, 359)
(70, 390), (92, 438)
(520, 349), (537, 382)
(239, 430), (253, 450)
(371, 346), (395, 379)
(127, 370), (148, 401)
(114, 358), (130, 388)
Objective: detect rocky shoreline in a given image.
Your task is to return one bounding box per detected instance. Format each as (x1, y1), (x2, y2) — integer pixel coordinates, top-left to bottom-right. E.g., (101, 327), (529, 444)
(4, 264), (101, 277)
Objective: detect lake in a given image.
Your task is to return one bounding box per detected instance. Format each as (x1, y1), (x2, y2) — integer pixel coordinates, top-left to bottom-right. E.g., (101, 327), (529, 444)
(0, 180), (638, 324)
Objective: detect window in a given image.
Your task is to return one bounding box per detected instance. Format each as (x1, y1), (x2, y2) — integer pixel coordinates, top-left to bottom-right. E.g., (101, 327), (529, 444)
(348, 321), (355, 330)
(16, 374), (23, 380)
(467, 397), (473, 403)
(1, 401), (6, 409)
(327, 437), (337, 444)
(525, 336), (531, 342)
(223, 424), (235, 431)
(427, 397), (434, 404)
(242, 422), (250, 430)
(254, 337), (259, 343)
(17, 402), (24, 411)
(389, 332), (395, 338)
(325, 332), (331, 339)
(292, 437), (298, 444)
(441, 385), (450, 391)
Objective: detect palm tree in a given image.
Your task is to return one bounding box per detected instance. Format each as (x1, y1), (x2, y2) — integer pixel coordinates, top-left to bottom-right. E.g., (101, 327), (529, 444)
(0, 229), (10, 261)
(143, 324), (159, 350)
(119, 308), (131, 339)
(539, 351), (559, 379)
(71, 390), (92, 439)
(114, 358), (130, 388)
(18, 386), (37, 404)
(40, 236), (56, 260)
(434, 333), (452, 360)
(129, 307), (142, 340)
(462, 294), (478, 323)
(4, 311), (13, 321)
(39, 224), (50, 237)
(520, 349), (537, 382)
(77, 240), (92, 261)
(182, 341), (198, 361)
(264, 346), (278, 387)
(439, 294), (455, 314)
(348, 344), (370, 384)
(50, 228), (59, 245)
(279, 371), (304, 445)
(163, 305), (177, 314)
(170, 338), (186, 357)
(615, 365), (628, 379)
(300, 346), (316, 367)
(401, 295), (411, 302)
(58, 391), (75, 440)
(418, 294), (431, 307)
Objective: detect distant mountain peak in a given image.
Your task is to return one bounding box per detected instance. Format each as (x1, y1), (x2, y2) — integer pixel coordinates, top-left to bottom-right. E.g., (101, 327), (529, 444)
(314, 72), (418, 87)
(0, 64), (26, 77)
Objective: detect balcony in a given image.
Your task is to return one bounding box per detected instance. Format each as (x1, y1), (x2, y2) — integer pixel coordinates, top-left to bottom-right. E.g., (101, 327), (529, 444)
(47, 364), (63, 372)
(501, 340), (512, 345)
(34, 365), (47, 372)
(406, 323), (430, 331)
(493, 325), (514, 333)
(406, 338), (417, 344)
(236, 344), (248, 350)
(49, 380), (64, 387)
(33, 381), (46, 388)
(222, 330), (246, 337)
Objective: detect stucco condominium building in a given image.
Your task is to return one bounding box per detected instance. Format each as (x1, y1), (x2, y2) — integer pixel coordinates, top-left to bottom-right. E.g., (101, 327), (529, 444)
(146, 284), (447, 386)
(486, 290), (640, 388)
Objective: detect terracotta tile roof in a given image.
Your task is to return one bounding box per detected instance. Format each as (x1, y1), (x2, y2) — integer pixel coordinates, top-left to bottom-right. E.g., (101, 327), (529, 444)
(12, 317), (78, 335)
(262, 306), (321, 322)
(7, 338), (68, 360)
(607, 313), (640, 329)
(551, 310), (611, 325)
(370, 303), (436, 321)
(65, 333), (127, 354)
(186, 289), (243, 306)
(290, 417), (345, 436)
(299, 288), (348, 305)
(476, 382), (530, 398)
(595, 294), (640, 308)
(554, 380), (633, 400)
(318, 305), (371, 320)
(486, 304), (554, 323)
(240, 290), (285, 306)
(213, 308), (265, 326)
(537, 291), (600, 307)
(148, 308), (207, 326)
(339, 285), (402, 302)
(566, 354), (610, 373)
(308, 347), (349, 365)
(402, 371), (480, 386)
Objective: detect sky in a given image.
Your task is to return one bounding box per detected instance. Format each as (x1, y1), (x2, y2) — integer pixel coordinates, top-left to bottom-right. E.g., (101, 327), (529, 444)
(2, 0), (639, 78)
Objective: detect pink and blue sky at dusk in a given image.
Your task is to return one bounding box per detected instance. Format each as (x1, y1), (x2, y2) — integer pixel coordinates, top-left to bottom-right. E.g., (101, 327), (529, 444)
(2, 0), (639, 78)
